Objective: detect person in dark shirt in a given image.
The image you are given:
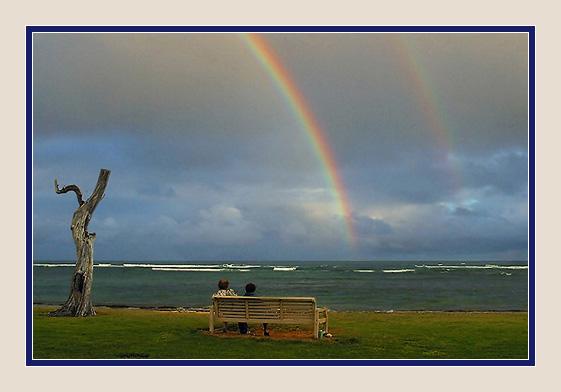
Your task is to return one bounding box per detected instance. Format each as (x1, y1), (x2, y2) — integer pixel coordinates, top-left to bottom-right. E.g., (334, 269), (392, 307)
(239, 282), (270, 336)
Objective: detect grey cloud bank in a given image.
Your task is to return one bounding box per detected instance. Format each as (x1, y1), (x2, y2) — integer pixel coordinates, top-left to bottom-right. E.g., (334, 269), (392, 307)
(33, 33), (528, 261)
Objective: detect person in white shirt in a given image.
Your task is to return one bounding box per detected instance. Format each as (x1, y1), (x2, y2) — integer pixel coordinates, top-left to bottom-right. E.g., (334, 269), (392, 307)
(213, 279), (237, 332)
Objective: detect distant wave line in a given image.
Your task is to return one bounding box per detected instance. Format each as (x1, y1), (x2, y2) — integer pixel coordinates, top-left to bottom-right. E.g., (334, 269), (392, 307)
(124, 263), (223, 269)
(273, 267), (298, 271)
(415, 264), (528, 270)
(151, 268), (226, 272)
(33, 263), (75, 267)
(224, 264), (261, 269)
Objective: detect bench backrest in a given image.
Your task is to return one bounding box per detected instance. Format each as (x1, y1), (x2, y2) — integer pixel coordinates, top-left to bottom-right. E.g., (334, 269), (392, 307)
(212, 296), (317, 322)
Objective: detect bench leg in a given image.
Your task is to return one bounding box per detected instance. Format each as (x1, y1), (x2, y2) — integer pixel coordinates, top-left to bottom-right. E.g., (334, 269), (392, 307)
(324, 310), (329, 334)
(314, 313), (319, 339)
(209, 306), (214, 333)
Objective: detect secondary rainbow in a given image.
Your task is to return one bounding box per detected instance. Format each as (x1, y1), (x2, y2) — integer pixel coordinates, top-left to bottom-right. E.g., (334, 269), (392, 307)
(242, 33), (356, 245)
(390, 35), (462, 191)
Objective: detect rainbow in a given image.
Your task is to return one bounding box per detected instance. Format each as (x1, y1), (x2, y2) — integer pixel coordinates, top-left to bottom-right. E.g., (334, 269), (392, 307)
(242, 33), (356, 245)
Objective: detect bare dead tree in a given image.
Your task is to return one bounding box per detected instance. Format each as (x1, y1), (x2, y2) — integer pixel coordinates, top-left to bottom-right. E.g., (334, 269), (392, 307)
(49, 169), (111, 317)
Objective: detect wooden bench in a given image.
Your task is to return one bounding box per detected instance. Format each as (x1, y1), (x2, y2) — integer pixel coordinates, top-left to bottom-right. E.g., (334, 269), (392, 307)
(209, 296), (329, 339)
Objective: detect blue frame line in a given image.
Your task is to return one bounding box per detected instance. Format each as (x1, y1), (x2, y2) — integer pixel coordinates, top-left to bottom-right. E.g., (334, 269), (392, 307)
(25, 25), (533, 33)
(26, 25), (535, 367)
(528, 27), (535, 365)
(29, 359), (531, 366)
(26, 26), (33, 365)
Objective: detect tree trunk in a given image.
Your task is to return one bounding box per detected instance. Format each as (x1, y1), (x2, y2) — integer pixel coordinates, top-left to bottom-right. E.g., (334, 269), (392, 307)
(49, 169), (111, 317)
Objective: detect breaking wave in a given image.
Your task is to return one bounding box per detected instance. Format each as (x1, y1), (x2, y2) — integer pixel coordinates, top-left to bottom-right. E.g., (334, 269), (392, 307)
(123, 263), (222, 268)
(273, 266), (297, 271)
(415, 264), (528, 270)
(224, 264), (261, 269)
(151, 268), (225, 272)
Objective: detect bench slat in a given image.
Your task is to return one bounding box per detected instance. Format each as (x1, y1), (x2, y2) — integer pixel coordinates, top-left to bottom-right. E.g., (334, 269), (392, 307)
(217, 300), (313, 305)
(215, 317), (315, 324)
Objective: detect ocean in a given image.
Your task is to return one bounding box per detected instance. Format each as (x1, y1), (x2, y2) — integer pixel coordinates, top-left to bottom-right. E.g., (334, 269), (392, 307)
(32, 260), (528, 311)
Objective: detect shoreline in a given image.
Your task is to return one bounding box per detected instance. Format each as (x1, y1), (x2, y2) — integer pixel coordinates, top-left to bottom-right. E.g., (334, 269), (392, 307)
(33, 303), (528, 313)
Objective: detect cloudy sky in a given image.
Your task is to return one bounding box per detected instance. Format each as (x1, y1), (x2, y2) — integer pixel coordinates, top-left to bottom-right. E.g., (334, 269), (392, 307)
(33, 33), (528, 261)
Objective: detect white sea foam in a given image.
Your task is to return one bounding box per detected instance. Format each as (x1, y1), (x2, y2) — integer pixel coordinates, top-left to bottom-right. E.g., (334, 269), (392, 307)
(34, 263), (75, 267)
(273, 267), (297, 271)
(124, 263), (222, 269)
(415, 264), (528, 270)
(224, 264), (261, 269)
(36, 263), (123, 268)
(353, 269), (375, 273)
(151, 268), (225, 272)
(490, 265), (528, 270)
(153, 267), (250, 272)
(383, 269), (415, 273)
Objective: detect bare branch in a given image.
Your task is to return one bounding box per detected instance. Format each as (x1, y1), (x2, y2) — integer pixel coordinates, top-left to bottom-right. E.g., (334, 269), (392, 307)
(84, 169), (111, 213)
(54, 178), (85, 206)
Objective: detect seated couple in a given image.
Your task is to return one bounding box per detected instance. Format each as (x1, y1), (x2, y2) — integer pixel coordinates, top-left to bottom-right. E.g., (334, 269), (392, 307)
(213, 279), (270, 336)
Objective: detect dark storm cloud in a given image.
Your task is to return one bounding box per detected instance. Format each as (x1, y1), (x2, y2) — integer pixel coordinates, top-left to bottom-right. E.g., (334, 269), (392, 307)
(458, 149), (528, 194)
(451, 206), (480, 217)
(353, 214), (393, 236)
(32, 33), (529, 261)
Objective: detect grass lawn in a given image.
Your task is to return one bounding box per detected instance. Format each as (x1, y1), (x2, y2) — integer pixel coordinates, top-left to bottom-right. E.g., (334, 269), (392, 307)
(33, 306), (528, 359)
